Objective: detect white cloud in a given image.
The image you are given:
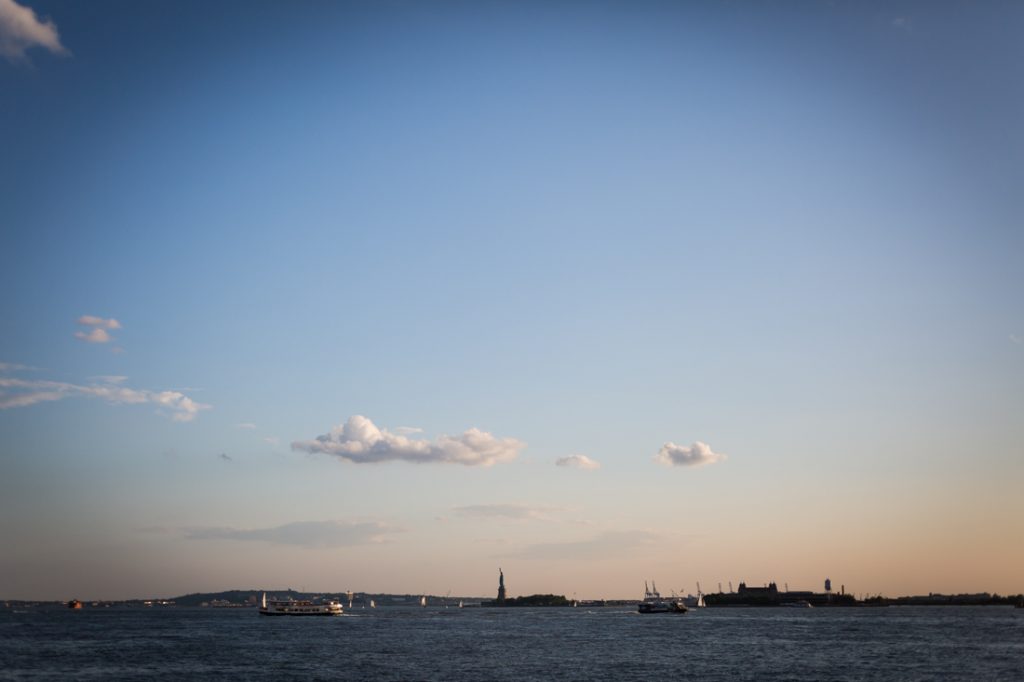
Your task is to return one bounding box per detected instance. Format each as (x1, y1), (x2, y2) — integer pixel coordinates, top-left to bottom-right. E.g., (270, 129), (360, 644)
(0, 0), (67, 61)
(74, 315), (121, 344)
(149, 390), (208, 422)
(454, 504), (557, 521)
(74, 328), (112, 344)
(292, 415), (524, 466)
(0, 376), (210, 421)
(655, 441), (727, 468)
(395, 426), (424, 435)
(236, 422), (257, 429)
(185, 520), (400, 547)
(555, 454), (601, 470)
(263, 436), (281, 445)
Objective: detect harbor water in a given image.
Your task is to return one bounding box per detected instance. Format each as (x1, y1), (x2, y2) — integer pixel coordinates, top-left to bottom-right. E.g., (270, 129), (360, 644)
(2, 605), (1022, 680)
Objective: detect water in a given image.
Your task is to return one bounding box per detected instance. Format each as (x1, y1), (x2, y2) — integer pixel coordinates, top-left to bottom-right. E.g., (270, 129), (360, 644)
(2, 606), (1022, 680)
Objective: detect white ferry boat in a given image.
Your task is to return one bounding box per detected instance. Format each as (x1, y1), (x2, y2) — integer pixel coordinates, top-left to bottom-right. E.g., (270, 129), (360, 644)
(259, 593), (343, 616)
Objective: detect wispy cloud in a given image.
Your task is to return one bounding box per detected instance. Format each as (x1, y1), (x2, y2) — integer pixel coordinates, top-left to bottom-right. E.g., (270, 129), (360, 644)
(135, 526), (175, 535)
(454, 504), (559, 521)
(0, 376), (210, 421)
(185, 520), (401, 547)
(506, 530), (660, 561)
(292, 415), (524, 466)
(555, 454), (601, 470)
(0, 362), (37, 372)
(0, 386), (64, 408)
(0, 0), (67, 61)
(77, 315), (121, 330)
(655, 441), (727, 468)
(235, 422), (257, 430)
(396, 426), (424, 435)
(90, 375), (127, 384)
(74, 315), (121, 345)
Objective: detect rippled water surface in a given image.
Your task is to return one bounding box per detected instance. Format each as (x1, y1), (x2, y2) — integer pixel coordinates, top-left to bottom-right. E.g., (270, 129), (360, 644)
(2, 606), (1022, 680)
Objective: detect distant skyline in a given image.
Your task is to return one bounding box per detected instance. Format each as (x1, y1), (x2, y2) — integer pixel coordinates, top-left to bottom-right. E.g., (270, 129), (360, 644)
(1, 0), (1021, 600)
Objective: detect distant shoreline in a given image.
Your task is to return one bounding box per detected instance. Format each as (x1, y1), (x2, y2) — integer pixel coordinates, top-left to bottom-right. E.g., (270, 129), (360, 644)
(4, 588), (1023, 609)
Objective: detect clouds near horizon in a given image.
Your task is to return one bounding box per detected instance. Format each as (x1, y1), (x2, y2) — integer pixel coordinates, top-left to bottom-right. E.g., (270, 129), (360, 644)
(655, 441), (727, 467)
(0, 0), (67, 61)
(454, 504), (558, 521)
(292, 415), (524, 466)
(185, 520), (400, 547)
(506, 530), (660, 561)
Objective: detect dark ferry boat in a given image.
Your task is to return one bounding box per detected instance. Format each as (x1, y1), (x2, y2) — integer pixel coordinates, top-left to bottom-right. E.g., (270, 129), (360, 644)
(637, 582), (688, 614)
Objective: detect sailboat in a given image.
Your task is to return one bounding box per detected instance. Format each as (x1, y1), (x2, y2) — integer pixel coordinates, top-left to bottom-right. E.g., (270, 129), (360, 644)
(458, 600), (464, 609)
(420, 596), (427, 608)
(369, 599), (376, 609)
(682, 583), (706, 608)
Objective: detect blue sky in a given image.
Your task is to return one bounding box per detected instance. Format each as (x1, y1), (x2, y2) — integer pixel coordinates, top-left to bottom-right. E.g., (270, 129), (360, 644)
(1, 0), (1022, 600)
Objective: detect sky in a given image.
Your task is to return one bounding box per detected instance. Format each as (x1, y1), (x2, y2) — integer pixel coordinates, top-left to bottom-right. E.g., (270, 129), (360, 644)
(1, 0), (1022, 601)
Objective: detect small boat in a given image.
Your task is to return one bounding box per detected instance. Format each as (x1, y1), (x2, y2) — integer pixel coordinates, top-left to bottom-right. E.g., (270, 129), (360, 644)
(780, 600), (814, 608)
(369, 599), (376, 609)
(420, 596), (427, 608)
(638, 582), (687, 614)
(259, 592), (343, 617)
(458, 600), (464, 609)
(67, 599), (83, 610)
